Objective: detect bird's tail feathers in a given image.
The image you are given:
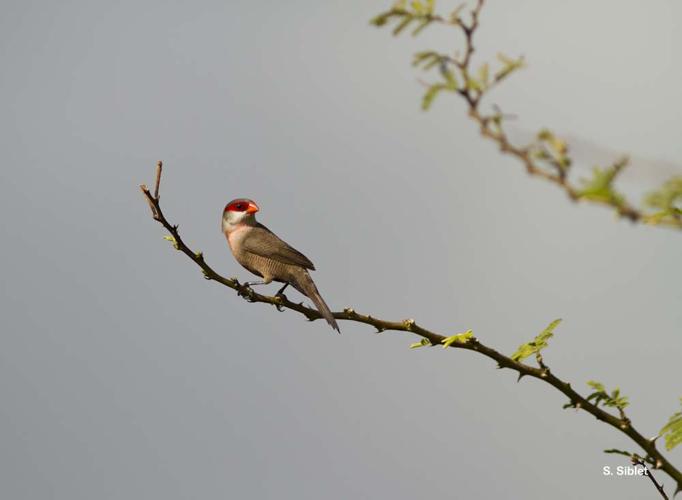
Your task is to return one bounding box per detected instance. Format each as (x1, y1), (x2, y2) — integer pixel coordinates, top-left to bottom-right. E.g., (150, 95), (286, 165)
(294, 271), (340, 333)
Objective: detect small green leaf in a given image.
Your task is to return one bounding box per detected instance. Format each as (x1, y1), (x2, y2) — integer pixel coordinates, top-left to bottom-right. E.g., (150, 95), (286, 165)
(531, 149), (551, 160)
(643, 177), (682, 226)
(558, 156), (572, 170)
(511, 319), (562, 363)
(532, 129), (571, 173)
(392, 16), (414, 36)
(410, 338), (432, 349)
(413, 52), (445, 71)
(465, 76), (481, 92)
(497, 53), (516, 66)
(370, 13), (389, 26)
(411, 0), (424, 13)
(659, 398), (682, 451)
(441, 329), (473, 348)
(411, 19), (432, 36)
(413, 51), (438, 68)
(370, 10), (399, 27)
(536, 128), (553, 141)
(549, 136), (567, 156)
(587, 380), (605, 393)
(646, 177), (682, 211)
(604, 388), (629, 410)
(163, 235), (179, 249)
(494, 53), (525, 81)
(422, 83), (446, 110)
(604, 449), (635, 459)
(440, 66), (458, 88)
(643, 210), (681, 225)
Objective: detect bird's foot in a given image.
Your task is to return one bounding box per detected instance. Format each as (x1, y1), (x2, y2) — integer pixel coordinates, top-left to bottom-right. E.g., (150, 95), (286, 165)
(274, 292), (288, 312)
(236, 283), (257, 302)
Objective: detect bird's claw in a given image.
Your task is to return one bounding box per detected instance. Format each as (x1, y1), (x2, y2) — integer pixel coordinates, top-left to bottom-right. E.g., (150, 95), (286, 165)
(274, 293), (288, 312)
(237, 284), (257, 302)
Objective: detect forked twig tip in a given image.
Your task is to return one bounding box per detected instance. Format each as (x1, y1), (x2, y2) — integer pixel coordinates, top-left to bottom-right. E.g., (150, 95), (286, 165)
(154, 161), (163, 199)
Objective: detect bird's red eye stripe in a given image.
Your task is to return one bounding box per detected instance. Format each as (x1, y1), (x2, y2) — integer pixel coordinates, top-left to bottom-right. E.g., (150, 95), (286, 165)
(225, 200), (253, 212)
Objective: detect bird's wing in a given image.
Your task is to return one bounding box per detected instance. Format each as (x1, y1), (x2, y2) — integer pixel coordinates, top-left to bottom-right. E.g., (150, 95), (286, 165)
(241, 224), (316, 270)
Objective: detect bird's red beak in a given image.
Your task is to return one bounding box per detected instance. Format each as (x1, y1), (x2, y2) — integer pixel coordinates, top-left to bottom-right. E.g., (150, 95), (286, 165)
(246, 201), (259, 214)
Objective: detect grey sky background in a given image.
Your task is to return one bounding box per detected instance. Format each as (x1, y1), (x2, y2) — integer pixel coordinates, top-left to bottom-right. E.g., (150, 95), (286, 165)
(1, 1), (680, 499)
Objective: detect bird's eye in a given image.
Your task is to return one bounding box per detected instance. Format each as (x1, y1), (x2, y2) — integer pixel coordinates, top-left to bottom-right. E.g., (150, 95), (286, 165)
(236, 203), (245, 210)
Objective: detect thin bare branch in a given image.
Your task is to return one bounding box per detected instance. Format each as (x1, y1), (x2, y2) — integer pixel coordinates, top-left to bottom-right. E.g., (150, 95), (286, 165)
(632, 456), (669, 500)
(154, 160), (162, 200)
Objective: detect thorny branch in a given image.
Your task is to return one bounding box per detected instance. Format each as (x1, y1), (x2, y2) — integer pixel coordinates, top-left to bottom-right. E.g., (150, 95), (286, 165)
(140, 163), (681, 496)
(632, 456), (669, 500)
(372, 0), (682, 230)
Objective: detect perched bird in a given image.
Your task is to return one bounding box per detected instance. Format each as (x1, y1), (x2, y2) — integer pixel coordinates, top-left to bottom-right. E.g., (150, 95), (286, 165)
(222, 198), (340, 333)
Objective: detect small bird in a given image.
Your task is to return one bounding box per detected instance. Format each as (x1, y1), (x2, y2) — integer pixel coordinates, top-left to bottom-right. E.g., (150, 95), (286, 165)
(222, 198), (340, 333)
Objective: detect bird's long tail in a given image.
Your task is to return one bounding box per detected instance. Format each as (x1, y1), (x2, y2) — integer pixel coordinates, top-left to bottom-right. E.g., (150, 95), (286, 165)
(293, 271), (340, 333)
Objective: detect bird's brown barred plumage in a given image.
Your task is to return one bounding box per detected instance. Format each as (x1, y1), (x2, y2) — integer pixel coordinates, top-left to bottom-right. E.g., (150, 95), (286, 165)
(223, 203), (339, 332)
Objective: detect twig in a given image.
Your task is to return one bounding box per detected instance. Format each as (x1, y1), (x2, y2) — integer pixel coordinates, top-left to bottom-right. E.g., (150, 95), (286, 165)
(154, 160), (162, 200)
(139, 164), (682, 493)
(632, 456), (669, 500)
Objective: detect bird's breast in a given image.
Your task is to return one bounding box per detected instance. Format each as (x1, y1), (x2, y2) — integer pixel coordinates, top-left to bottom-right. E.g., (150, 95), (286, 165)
(225, 225), (248, 252)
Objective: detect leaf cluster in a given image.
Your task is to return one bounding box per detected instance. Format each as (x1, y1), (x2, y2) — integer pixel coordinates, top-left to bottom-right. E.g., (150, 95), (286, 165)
(372, 1), (524, 111)
(577, 158), (629, 208)
(644, 176), (682, 225)
(585, 381), (629, 411)
(441, 329), (474, 348)
(531, 129), (572, 176)
(511, 319), (561, 363)
(370, 0), (439, 37)
(412, 51), (460, 110)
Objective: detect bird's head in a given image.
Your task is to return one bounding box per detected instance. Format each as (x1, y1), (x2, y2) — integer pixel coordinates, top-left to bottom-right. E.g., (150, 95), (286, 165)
(222, 198), (260, 230)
